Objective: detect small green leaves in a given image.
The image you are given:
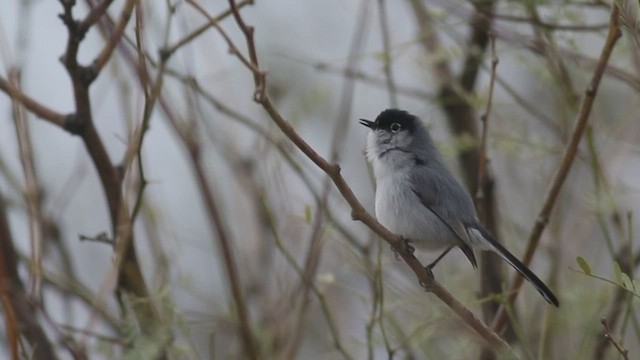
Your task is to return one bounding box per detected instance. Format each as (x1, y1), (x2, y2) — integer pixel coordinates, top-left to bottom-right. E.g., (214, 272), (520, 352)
(613, 261), (623, 285)
(613, 261), (636, 291)
(576, 256), (591, 275)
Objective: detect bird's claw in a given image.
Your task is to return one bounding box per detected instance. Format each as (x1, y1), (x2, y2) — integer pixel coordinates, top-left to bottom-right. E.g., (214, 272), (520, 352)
(391, 237), (414, 260)
(419, 266), (435, 292)
(404, 238), (415, 255)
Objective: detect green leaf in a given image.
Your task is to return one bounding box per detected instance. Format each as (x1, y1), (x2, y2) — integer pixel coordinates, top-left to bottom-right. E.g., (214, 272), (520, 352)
(622, 273), (634, 290)
(614, 261), (623, 285)
(576, 256), (591, 275)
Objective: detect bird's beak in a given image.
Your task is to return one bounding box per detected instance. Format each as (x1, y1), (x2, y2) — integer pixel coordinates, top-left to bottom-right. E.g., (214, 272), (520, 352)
(359, 118), (375, 128)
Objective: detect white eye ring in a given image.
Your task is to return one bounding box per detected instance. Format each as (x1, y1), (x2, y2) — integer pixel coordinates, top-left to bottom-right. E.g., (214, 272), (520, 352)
(390, 122), (402, 133)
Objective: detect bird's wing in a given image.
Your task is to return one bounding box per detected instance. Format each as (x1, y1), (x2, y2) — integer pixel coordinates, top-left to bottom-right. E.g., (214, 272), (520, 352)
(409, 167), (478, 268)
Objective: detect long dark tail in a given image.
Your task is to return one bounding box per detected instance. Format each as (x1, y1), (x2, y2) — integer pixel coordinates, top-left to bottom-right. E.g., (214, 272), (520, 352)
(474, 226), (559, 307)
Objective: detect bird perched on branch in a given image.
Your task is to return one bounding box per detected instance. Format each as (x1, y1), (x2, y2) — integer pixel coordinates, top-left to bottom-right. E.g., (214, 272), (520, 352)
(360, 108), (558, 306)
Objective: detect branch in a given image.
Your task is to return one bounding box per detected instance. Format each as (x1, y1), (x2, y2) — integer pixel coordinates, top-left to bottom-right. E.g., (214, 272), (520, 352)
(593, 244), (640, 359)
(601, 318), (630, 360)
(92, 0), (136, 75)
(377, 0), (398, 107)
(0, 196), (56, 360)
(57, 0), (162, 338)
(190, 148), (260, 360)
(160, 0), (252, 60)
(474, 35), (498, 216)
(79, 0), (116, 31)
(313, 61), (434, 99)
(216, 0), (513, 352)
(491, 3), (622, 333)
(0, 75), (66, 127)
(9, 72), (45, 302)
(491, 26), (640, 92)
(287, 1), (370, 357)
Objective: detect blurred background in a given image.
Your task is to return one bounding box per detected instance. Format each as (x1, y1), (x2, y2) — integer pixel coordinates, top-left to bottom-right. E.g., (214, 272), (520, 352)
(0, 0), (639, 359)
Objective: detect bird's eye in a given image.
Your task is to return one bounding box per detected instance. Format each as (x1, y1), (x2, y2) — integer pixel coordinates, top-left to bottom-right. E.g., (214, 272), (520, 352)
(390, 122), (402, 133)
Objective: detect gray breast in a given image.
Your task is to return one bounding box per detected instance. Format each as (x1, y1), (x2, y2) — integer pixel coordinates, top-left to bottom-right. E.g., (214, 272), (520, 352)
(374, 172), (457, 250)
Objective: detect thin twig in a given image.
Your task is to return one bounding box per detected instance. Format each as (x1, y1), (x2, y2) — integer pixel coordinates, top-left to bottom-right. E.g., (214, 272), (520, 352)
(525, 2), (579, 110)
(257, 193), (355, 360)
(9, 71), (44, 303)
(0, 76), (66, 126)
(189, 151), (260, 360)
(79, 0), (116, 31)
(601, 318), (630, 360)
(474, 35), (498, 215)
(287, 1), (370, 357)
(157, 86), (259, 357)
(491, 25), (640, 92)
(185, 0), (261, 76)
(92, 0), (136, 74)
(593, 246), (640, 359)
(58, 0), (162, 345)
(491, 3), (622, 334)
(314, 61), (435, 100)
(377, 0), (398, 107)
(468, 1), (610, 32)
(160, 0), (252, 60)
(0, 196), (56, 360)
(492, 12), (609, 31)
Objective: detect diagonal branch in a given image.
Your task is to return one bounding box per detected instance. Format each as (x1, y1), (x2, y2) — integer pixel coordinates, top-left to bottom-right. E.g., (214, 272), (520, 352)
(79, 0), (116, 31)
(91, 0), (137, 74)
(0, 76), (66, 127)
(214, 0), (514, 352)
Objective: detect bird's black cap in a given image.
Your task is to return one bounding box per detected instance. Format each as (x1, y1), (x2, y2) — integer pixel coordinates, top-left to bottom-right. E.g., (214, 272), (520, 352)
(359, 109), (418, 133)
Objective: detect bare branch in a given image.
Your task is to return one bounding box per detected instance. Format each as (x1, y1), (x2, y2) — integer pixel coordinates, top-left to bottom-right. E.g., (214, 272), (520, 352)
(218, 0), (514, 352)
(377, 0), (398, 107)
(79, 0), (116, 31)
(0, 76), (66, 127)
(57, 0), (162, 341)
(601, 318), (630, 360)
(92, 0), (136, 74)
(161, 0), (252, 60)
(9, 71), (45, 302)
(474, 35), (498, 218)
(0, 196), (56, 360)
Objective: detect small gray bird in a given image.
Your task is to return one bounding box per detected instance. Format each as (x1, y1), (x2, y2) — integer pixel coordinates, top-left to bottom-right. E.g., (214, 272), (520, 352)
(360, 109), (558, 306)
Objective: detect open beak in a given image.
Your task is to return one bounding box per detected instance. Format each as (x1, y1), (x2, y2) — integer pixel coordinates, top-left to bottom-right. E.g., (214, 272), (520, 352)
(359, 119), (375, 128)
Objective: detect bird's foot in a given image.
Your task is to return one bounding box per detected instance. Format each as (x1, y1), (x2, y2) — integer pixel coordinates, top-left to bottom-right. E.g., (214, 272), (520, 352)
(419, 266), (435, 292)
(391, 237), (414, 260)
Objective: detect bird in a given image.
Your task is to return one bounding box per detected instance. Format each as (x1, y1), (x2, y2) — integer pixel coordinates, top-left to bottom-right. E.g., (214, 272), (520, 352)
(360, 108), (559, 306)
